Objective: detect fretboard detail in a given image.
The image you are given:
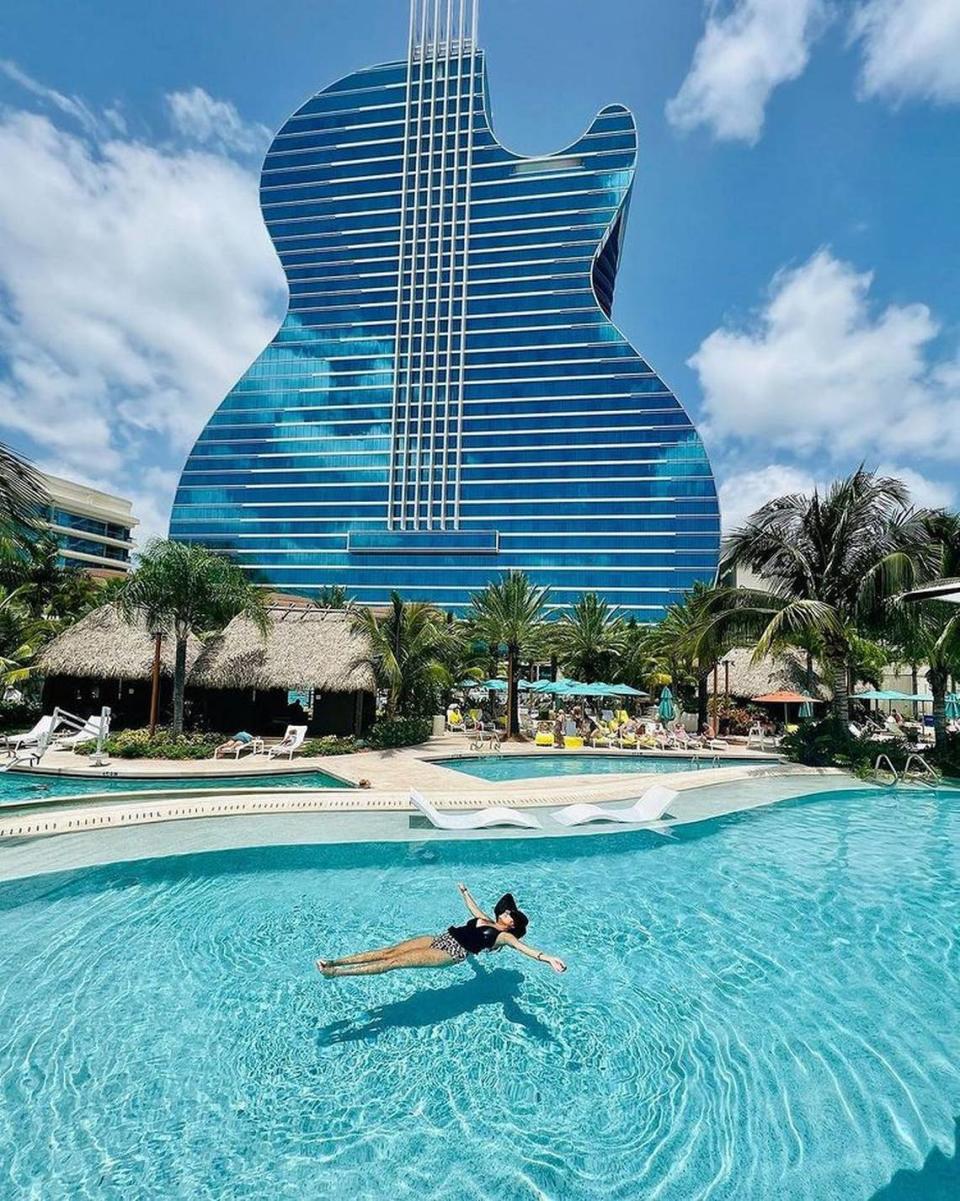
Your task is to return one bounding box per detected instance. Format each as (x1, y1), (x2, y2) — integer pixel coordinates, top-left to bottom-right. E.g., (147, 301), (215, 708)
(388, 0), (481, 531)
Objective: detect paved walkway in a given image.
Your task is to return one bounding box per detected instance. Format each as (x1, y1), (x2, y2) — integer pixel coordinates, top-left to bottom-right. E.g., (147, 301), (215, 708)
(22, 734), (778, 790)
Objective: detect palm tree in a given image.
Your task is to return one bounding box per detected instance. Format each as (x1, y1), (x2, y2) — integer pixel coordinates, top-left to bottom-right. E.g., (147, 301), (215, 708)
(116, 539), (267, 735)
(315, 584), (353, 610)
(0, 585), (47, 687)
(351, 592), (450, 720)
(702, 469), (936, 722)
(0, 442), (47, 545)
(0, 532), (101, 623)
(550, 592), (626, 682)
(645, 581), (732, 731)
(886, 513), (960, 743)
(468, 571), (550, 738)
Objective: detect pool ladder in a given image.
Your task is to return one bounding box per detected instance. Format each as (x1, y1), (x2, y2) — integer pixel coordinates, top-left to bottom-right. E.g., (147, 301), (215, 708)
(871, 753), (941, 788)
(903, 753), (941, 787)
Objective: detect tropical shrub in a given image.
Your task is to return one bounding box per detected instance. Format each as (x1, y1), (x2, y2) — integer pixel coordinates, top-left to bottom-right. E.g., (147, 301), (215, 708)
(366, 717), (433, 749)
(298, 735), (362, 757)
(72, 727), (225, 760)
(715, 703), (763, 735)
(931, 734), (960, 780)
(780, 717), (911, 772)
(0, 697), (41, 733)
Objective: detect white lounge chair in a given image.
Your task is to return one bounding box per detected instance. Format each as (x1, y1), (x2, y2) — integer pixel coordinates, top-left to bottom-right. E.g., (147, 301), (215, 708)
(267, 724), (307, 760)
(409, 789), (540, 830)
(551, 784), (678, 828)
(214, 736), (264, 760)
(3, 714), (56, 753)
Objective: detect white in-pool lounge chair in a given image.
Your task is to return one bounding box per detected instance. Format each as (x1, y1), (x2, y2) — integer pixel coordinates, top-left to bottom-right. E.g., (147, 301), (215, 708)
(409, 789), (540, 830)
(267, 724), (307, 760)
(550, 784), (678, 828)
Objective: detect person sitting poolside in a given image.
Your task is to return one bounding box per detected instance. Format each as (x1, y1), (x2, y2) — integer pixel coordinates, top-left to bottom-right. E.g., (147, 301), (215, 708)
(214, 731), (254, 758)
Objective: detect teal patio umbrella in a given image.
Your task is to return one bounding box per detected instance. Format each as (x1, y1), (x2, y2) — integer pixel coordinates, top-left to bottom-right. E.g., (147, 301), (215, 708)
(657, 686), (675, 721)
(854, 689), (915, 702)
(946, 693), (960, 720)
(479, 679), (507, 692)
(798, 699), (815, 719)
(605, 683), (649, 698)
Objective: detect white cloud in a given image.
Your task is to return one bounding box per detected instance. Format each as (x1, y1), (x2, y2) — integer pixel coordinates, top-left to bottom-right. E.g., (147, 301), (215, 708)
(874, 464), (956, 510)
(0, 59), (100, 134)
(718, 461), (955, 531)
(851, 0), (960, 105)
(0, 80), (285, 541)
(690, 248), (960, 462)
(666, 0), (828, 143)
(166, 87), (271, 156)
(718, 463), (820, 530)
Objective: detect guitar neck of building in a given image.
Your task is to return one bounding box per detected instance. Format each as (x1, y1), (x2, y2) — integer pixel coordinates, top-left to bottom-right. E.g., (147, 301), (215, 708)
(389, 0), (483, 533)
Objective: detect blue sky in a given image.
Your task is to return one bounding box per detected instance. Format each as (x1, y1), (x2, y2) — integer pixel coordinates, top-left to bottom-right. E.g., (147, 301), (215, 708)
(0, 0), (958, 539)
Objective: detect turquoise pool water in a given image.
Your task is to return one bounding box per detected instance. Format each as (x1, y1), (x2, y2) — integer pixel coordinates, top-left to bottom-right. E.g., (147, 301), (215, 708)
(0, 786), (958, 1199)
(437, 751), (766, 781)
(0, 766), (351, 807)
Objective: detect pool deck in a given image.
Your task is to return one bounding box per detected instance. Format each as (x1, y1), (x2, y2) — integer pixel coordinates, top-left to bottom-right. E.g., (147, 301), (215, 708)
(14, 733), (780, 787)
(0, 733), (856, 881)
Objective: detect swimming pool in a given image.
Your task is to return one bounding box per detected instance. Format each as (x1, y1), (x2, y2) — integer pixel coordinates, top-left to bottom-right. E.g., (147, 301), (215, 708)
(0, 785), (956, 1198)
(436, 751), (768, 781)
(0, 766), (351, 807)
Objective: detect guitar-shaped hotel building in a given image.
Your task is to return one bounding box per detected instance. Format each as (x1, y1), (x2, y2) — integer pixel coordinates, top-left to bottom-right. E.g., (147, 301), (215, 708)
(171, 0), (720, 616)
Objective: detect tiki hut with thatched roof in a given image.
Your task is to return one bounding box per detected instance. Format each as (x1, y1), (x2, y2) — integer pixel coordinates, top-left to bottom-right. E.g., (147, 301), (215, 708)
(187, 604), (376, 736)
(35, 605), (203, 728)
(707, 646), (830, 723)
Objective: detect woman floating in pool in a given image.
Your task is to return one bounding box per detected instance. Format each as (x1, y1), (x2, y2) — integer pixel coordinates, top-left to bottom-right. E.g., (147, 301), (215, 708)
(316, 885), (566, 977)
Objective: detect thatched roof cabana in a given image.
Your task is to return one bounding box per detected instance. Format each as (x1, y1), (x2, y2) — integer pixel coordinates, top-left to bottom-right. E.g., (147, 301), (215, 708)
(35, 605), (203, 681)
(189, 605), (375, 694)
(706, 646), (830, 701)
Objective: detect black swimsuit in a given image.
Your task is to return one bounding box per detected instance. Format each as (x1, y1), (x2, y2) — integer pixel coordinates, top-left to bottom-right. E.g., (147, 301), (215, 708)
(449, 918), (501, 955)
(430, 918), (500, 962)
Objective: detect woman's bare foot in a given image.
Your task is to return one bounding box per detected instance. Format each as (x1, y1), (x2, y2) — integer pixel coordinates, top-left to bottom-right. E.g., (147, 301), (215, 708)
(315, 959), (335, 975)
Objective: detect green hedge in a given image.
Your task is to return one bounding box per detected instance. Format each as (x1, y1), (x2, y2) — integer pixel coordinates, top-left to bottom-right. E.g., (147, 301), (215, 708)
(366, 717), (433, 749)
(298, 735), (361, 757)
(72, 727), (225, 760)
(0, 699), (42, 734)
(780, 718), (912, 772)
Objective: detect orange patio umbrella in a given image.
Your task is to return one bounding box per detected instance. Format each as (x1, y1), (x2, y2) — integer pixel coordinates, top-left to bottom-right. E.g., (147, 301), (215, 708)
(752, 691), (819, 725)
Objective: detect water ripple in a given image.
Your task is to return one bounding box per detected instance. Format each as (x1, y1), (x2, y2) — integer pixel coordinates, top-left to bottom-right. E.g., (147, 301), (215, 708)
(0, 786), (958, 1198)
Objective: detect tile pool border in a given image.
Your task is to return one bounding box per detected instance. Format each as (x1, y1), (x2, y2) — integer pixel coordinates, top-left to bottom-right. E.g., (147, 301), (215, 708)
(0, 767), (860, 883)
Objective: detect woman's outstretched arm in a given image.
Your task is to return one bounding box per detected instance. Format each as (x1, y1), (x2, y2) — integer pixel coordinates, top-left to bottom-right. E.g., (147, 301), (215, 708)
(456, 882), (490, 921)
(496, 932), (566, 973)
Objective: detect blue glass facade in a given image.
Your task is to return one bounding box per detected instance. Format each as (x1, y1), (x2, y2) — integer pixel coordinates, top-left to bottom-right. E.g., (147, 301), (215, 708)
(170, 3), (719, 616)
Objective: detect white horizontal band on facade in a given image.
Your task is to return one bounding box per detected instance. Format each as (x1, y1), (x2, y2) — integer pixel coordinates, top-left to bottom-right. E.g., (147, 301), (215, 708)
(188, 475), (710, 491)
(288, 268), (590, 300)
(182, 462), (708, 480)
(275, 235), (600, 264)
(228, 353), (640, 382)
(267, 193), (622, 234)
(290, 283), (595, 314)
(223, 545), (711, 559)
(189, 528), (716, 540)
(260, 144), (630, 190)
(174, 496), (715, 510)
(230, 359), (653, 384)
(264, 183), (626, 226)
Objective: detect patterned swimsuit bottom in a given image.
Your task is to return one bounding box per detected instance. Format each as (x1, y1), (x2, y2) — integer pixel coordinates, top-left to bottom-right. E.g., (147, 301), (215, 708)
(430, 931), (467, 962)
